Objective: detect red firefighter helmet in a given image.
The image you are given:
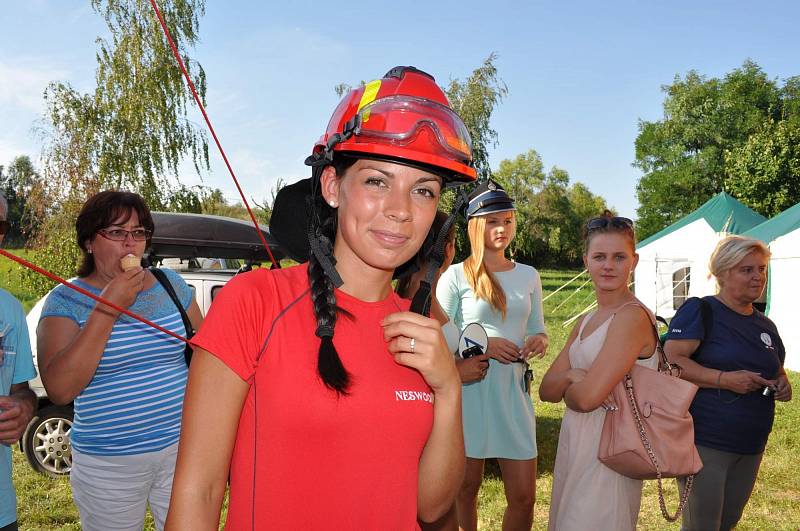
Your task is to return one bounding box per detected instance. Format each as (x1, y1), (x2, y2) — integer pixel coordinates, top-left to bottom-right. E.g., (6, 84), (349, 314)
(310, 66), (477, 184)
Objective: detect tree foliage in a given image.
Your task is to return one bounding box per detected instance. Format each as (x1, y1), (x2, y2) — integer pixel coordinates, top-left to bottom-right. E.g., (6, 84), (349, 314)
(39, 0), (208, 210)
(493, 149), (608, 266)
(635, 60), (800, 238)
(724, 116), (800, 217)
(0, 156), (43, 246)
(198, 181), (281, 225)
(445, 53), (508, 181)
(23, 0), (209, 297)
(437, 59), (608, 266)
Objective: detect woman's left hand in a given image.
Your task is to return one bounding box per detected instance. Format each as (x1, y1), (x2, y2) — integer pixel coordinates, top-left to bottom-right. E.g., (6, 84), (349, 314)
(774, 374), (792, 401)
(519, 333), (549, 360)
(382, 311), (459, 394)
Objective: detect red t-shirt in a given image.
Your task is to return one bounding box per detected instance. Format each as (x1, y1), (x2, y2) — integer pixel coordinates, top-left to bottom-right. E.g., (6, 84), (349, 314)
(191, 263), (434, 530)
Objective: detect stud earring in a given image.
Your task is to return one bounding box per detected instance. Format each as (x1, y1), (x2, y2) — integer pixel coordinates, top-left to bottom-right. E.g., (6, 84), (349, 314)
(329, 201), (337, 208)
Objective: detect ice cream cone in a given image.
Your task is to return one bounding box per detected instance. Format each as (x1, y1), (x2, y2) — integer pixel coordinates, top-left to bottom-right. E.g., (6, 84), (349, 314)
(121, 254), (140, 271)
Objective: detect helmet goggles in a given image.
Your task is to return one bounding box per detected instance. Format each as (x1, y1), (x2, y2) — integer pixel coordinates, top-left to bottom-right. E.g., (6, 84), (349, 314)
(346, 95), (473, 168)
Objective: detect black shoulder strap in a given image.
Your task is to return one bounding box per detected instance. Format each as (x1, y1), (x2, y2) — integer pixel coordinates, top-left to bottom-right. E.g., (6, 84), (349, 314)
(151, 267), (194, 365)
(698, 296), (713, 343)
(409, 187), (469, 316)
(626, 301), (671, 368)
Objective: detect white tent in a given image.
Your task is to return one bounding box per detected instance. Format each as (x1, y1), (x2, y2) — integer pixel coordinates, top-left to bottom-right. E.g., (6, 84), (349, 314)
(744, 202), (800, 371)
(635, 193), (766, 319)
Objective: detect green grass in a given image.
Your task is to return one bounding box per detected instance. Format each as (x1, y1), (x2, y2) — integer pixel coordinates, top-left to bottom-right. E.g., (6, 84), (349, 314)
(4, 266), (799, 529)
(0, 248), (39, 312)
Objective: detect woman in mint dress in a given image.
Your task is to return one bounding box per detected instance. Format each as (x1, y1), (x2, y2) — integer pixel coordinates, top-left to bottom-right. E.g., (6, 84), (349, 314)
(437, 180), (548, 531)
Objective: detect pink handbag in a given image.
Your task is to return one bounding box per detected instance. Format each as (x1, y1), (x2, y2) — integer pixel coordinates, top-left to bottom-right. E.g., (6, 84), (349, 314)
(598, 324), (703, 521)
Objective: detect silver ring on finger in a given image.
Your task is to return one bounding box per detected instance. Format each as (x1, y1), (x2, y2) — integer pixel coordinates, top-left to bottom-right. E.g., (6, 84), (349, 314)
(410, 337), (415, 353)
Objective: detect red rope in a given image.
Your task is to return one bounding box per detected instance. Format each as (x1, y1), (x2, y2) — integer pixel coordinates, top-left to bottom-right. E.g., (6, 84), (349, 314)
(148, 0), (280, 268)
(0, 248), (188, 344)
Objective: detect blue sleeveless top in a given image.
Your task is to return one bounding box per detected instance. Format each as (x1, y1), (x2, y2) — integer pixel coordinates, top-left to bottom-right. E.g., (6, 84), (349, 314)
(40, 268), (191, 456)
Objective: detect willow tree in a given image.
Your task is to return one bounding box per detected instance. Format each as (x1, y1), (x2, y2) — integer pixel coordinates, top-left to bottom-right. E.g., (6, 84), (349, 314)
(41, 0), (208, 206)
(25, 0), (208, 296)
(445, 53), (508, 182)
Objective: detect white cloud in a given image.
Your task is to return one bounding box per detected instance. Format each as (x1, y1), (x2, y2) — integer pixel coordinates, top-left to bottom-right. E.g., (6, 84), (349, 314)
(0, 60), (69, 113)
(228, 148), (273, 178)
(219, 172), (305, 209)
(0, 138), (40, 167)
(173, 147), (284, 204)
(212, 148), (277, 203)
(242, 26), (351, 64)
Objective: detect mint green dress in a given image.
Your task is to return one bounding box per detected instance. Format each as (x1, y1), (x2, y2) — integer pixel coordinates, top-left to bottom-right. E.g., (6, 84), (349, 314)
(436, 262), (545, 459)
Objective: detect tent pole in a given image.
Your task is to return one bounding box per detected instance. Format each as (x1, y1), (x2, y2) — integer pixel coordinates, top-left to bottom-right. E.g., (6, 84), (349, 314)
(562, 279), (636, 328)
(551, 277), (593, 314)
(563, 300), (597, 327)
(542, 269), (588, 302)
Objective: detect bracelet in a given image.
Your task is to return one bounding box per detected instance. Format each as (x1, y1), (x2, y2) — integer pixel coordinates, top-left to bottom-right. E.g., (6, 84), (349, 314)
(716, 370), (724, 391)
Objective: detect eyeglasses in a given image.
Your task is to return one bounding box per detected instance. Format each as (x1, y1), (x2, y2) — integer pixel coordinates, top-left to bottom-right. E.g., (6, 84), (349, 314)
(0, 220), (8, 236)
(586, 216), (634, 231)
(97, 228), (152, 241)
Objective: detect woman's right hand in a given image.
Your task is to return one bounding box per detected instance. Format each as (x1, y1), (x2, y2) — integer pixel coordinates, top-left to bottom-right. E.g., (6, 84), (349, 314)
(456, 353), (490, 383)
(98, 267), (146, 313)
(720, 370), (773, 394)
(486, 337), (521, 364)
(383, 311), (460, 395)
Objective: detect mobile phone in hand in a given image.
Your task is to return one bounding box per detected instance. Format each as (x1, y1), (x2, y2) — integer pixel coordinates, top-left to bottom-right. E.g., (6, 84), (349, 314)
(461, 345), (483, 359)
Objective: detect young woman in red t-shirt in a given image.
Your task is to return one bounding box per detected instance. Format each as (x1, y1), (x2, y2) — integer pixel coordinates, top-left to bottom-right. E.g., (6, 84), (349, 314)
(165, 67), (477, 530)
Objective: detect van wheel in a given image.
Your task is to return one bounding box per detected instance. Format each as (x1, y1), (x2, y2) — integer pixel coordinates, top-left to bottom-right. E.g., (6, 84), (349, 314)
(23, 405), (74, 477)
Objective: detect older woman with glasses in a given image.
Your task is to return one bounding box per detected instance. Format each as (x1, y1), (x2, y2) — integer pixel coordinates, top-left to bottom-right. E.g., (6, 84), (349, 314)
(36, 191), (203, 531)
(664, 235), (791, 531)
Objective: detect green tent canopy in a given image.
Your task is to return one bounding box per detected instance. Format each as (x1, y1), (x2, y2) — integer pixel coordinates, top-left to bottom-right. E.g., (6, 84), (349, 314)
(742, 201), (800, 243)
(740, 201), (800, 318)
(637, 192), (766, 249)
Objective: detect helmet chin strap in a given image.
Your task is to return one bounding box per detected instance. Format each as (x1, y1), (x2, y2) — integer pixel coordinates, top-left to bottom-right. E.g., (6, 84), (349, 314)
(409, 187), (470, 316)
(307, 163), (344, 288)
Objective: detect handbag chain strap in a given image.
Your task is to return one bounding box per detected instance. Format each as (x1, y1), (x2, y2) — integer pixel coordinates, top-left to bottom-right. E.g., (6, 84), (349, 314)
(624, 373), (695, 522)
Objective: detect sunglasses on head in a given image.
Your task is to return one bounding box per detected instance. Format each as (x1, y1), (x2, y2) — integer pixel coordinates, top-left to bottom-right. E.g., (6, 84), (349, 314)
(586, 216), (634, 231)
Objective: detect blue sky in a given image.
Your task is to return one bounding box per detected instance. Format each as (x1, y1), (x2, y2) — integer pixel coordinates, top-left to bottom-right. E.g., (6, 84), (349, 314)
(1, 0), (798, 217)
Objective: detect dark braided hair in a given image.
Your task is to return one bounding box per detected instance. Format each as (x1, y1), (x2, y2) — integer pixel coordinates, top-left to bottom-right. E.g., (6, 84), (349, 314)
(308, 156), (357, 395)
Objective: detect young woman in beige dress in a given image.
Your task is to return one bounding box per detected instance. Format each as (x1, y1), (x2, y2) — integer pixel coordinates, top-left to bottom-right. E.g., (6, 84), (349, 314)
(540, 213), (657, 531)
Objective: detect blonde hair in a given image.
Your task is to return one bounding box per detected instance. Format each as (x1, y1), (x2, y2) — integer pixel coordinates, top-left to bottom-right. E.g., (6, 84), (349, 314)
(709, 235), (771, 289)
(463, 215), (508, 319)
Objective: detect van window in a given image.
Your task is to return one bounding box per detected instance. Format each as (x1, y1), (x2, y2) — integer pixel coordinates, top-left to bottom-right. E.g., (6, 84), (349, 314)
(211, 285), (224, 300)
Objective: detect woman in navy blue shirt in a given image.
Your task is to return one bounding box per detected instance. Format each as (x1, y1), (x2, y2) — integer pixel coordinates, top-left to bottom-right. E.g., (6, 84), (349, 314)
(665, 235), (792, 531)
